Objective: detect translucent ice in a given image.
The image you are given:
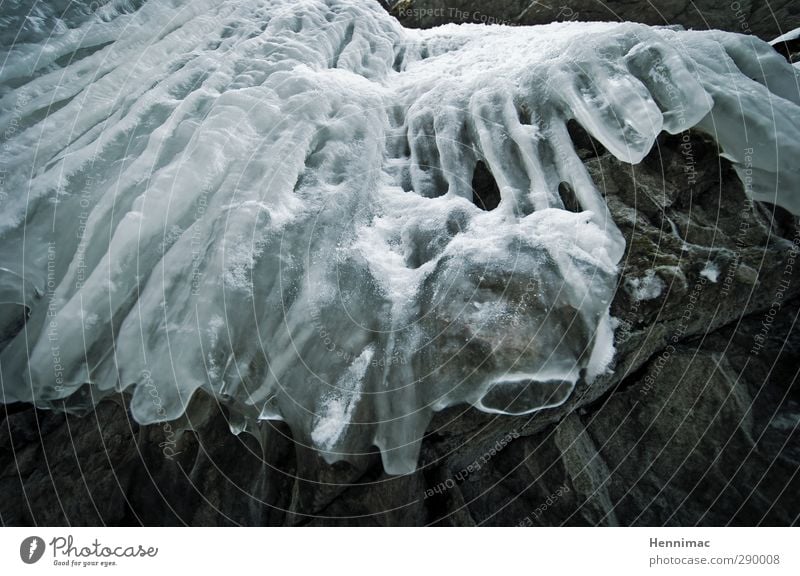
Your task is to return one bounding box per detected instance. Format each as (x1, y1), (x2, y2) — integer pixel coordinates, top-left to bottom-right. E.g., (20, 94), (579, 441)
(1, 0), (798, 473)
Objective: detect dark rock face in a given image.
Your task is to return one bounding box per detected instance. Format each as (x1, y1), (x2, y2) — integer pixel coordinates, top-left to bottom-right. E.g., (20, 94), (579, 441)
(2, 131), (798, 526)
(388, 0), (799, 40)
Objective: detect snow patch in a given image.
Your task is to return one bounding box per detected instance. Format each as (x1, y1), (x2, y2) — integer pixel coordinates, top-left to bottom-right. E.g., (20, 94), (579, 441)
(627, 270), (665, 302)
(1, 0), (798, 473)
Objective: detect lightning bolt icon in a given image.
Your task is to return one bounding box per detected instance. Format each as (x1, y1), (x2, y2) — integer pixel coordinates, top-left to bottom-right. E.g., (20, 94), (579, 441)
(29, 539), (38, 560)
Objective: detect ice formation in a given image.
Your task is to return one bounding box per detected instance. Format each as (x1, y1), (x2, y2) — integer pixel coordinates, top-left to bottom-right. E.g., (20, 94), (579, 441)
(1, 0), (798, 473)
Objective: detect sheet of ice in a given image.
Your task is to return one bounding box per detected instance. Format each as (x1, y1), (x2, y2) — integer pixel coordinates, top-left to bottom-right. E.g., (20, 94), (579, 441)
(1, 0), (798, 473)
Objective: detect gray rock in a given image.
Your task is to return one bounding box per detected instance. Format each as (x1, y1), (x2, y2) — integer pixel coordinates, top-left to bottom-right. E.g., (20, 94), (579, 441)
(388, 0), (800, 40)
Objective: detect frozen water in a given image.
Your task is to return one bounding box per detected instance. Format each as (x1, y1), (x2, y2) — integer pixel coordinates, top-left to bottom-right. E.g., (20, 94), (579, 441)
(1, 0), (798, 473)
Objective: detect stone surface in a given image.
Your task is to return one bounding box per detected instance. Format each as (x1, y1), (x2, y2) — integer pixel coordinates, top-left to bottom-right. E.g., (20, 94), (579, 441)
(2, 130), (798, 526)
(388, 0), (800, 41)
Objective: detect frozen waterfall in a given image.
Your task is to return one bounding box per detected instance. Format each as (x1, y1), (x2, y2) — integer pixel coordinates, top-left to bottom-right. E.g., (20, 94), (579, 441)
(0, 0), (798, 473)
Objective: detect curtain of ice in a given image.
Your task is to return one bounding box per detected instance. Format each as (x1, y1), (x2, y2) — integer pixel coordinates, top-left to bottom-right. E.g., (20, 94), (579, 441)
(0, 0), (798, 472)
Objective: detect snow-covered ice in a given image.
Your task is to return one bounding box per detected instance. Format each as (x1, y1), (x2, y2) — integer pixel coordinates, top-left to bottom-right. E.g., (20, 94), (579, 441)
(0, 0), (798, 472)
